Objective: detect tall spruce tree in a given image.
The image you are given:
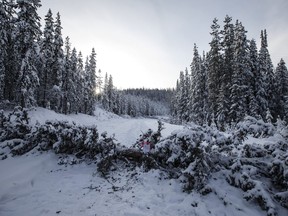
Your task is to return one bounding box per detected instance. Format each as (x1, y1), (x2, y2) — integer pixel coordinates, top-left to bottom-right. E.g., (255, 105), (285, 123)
(190, 44), (207, 125)
(207, 18), (222, 123)
(62, 36), (72, 114)
(229, 21), (250, 123)
(95, 69), (103, 101)
(217, 15), (234, 126)
(249, 39), (265, 119)
(76, 51), (84, 113)
(40, 8), (54, 108)
(101, 72), (109, 111)
(2, 0), (17, 102)
(85, 48), (97, 114)
(175, 70), (190, 122)
(107, 74), (116, 113)
(171, 80), (180, 118)
(259, 29), (275, 120)
(0, 0), (13, 100)
(69, 47), (78, 113)
(183, 68), (191, 122)
(274, 59), (288, 120)
(51, 12), (64, 112)
(14, 0), (42, 107)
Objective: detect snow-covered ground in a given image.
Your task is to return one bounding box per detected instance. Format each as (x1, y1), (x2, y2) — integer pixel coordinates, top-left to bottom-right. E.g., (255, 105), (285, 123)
(0, 151), (269, 216)
(0, 107), (287, 216)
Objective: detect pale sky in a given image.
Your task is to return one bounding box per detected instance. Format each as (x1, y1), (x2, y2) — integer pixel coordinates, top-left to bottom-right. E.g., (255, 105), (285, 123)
(38, 0), (288, 89)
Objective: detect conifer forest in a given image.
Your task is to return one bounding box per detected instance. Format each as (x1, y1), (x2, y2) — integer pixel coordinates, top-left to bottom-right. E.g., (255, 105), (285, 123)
(172, 16), (288, 128)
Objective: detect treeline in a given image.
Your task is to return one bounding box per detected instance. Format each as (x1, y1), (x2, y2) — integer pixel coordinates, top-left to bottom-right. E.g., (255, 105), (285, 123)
(122, 88), (174, 105)
(172, 16), (288, 128)
(0, 0), (97, 115)
(100, 76), (170, 117)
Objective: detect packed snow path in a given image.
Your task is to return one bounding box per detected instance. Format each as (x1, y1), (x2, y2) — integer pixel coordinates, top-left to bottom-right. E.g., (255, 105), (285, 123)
(28, 107), (183, 147)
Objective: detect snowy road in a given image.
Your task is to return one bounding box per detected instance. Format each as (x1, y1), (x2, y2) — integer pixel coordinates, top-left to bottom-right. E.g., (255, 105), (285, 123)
(95, 117), (184, 146)
(29, 107), (184, 147)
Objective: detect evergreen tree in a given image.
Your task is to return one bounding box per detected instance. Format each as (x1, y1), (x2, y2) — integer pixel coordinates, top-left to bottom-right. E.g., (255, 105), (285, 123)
(175, 70), (189, 122)
(259, 29), (275, 120)
(183, 68), (191, 121)
(118, 91), (126, 115)
(83, 57), (90, 113)
(2, 0), (17, 102)
(274, 59), (288, 120)
(62, 36), (72, 114)
(86, 48), (97, 114)
(17, 50), (40, 107)
(207, 18), (222, 123)
(190, 44), (207, 125)
(171, 80), (179, 118)
(201, 52), (209, 124)
(39, 8), (54, 108)
(217, 15), (234, 126)
(76, 51), (84, 113)
(101, 72), (117, 113)
(51, 12), (64, 112)
(114, 91), (122, 115)
(14, 0), (42, 107)
(248, 39), (264, 118)
(69, 47), (78, 113)
(229, 21), (250, 123)
(107, 75), (116, 113)
(96, 69), (103, 101)
(0, 0), (14, 100)
(126, 97), (135, 117)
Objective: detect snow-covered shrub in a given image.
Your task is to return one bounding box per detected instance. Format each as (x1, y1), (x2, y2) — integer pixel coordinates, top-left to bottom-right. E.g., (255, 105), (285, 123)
(0, 106), (31, 141)
(236, 116), (275, 138)
(0, 101), (18, 110)
(243, 181), (277, 216)
(224, 129), (288, 214)
(275, 191), (288, 208)
(181, 142), (213, 192)
(0, 109), (7, 128)
(52, 121), (86, 154)
(270, 157), (288, 190)
(38, 121), (115, 159)
(226, 157), (279, 215)
(227, 159), (257, 191)
(275, 118), (288, 138)
(265, 138), (288, 195)
(33, 121), (59, 151)
(155, 125), (229, 192)
(243, 144), (267, 158)
(0, 107), (33, 156)
(0, 108), (117, 159)
(156, 128), (201, 168)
